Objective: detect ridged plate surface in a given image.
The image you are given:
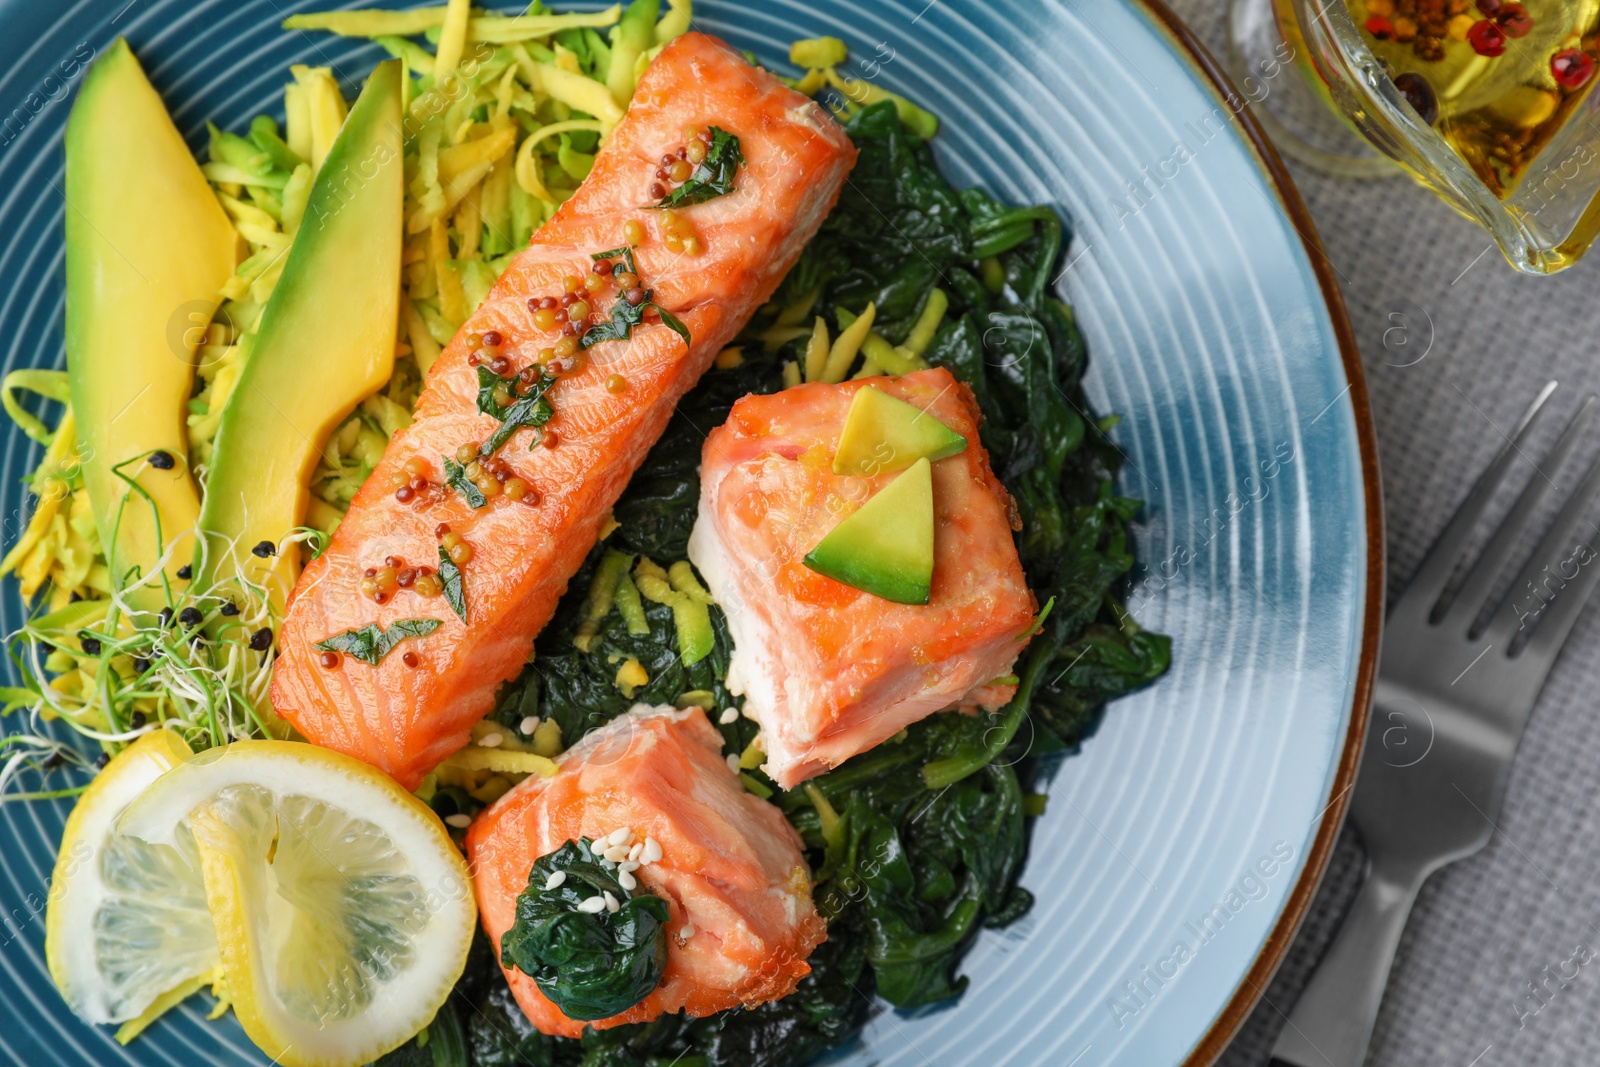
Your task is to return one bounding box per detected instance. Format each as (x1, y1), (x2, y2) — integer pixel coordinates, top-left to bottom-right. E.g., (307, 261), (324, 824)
(0, 2), (1375, 1064)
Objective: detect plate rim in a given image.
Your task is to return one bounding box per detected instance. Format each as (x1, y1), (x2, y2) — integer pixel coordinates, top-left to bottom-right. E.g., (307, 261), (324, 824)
(1127, 2), (1384, 1063)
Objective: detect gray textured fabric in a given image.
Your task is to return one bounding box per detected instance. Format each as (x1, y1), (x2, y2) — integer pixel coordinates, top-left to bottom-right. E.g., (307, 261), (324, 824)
(1153, 3), (1600, 1065)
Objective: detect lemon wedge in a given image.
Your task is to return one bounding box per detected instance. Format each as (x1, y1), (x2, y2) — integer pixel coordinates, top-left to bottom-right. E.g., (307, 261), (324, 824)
(45, 729), (220, 1026)
(114, 739), (475, 1067)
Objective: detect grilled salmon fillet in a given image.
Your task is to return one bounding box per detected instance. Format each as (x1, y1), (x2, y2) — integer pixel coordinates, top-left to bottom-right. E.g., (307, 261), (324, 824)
(467, 704), (824, 1038)
(271, 34), (856, 788)
(688, 369), (1037, 788)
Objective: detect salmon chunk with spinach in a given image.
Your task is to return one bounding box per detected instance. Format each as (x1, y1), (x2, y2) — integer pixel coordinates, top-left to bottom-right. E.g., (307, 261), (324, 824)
(467, 704), (825, 1037)
(688, 368), (1037, 789)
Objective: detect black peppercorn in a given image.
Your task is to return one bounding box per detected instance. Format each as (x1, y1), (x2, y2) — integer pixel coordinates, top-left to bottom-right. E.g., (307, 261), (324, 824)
(130, 710), (147, 728)
(176, 564), (192, 580)
(252, 540), (276, 558)
(80, 636), (102, 656)
(249, 627), (273, 651)
(132, 657), (151, 674)
(179, 606), (204, 628)
(148, 450), (175, 470)
(220, 601), (240, 617)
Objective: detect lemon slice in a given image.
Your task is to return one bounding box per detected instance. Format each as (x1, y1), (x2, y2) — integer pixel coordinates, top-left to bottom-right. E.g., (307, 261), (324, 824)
(45, 729), (220, 1026)
(115, 740), (475, 1067)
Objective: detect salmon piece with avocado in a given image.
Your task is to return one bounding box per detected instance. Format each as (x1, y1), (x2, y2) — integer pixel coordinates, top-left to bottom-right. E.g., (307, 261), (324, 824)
(270, 33), (856, 788)
(466, 703), (824, 1038)
(687, 368), (1037, 789)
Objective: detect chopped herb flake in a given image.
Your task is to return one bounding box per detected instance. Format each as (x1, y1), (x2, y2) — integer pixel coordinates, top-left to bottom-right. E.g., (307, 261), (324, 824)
(653, 303), (692, 346)
(314, 618), (441, 666)
(581, 290), (648, 348)
(582, 288), (691, 351)
(443, 456), (487, 508)
(582, 245), (690, 351)
(438, 547), (467, 624)
(477, 365), (556, 457)
(653, 127), (743, 208)
(590, 246), (639, 276)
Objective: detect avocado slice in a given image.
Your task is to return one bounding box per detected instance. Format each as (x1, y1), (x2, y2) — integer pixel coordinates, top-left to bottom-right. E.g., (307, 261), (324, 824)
(65, 39), (239, 602)
(832, 386), (966, 477)
(804, 457), (934, 605)
(197, 60), (404, 612)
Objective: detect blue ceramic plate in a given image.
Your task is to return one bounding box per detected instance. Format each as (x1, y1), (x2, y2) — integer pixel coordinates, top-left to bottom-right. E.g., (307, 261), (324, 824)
(0, 2), (1379, 1064)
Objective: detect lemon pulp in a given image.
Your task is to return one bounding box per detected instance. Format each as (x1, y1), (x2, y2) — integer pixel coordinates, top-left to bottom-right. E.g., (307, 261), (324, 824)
(116, 740), (475, 1067)
(45, 729), (219, 1026)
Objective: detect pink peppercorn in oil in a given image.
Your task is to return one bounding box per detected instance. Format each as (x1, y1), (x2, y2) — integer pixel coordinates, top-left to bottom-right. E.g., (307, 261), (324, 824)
(1347, 0), (1600, 198)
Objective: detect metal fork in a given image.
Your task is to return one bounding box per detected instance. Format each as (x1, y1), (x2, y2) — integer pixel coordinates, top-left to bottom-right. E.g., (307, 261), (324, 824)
(1270, 382), (1600, 1067)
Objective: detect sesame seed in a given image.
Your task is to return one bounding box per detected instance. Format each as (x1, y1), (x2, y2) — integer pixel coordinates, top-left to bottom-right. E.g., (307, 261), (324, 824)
(479, 732), (504, 748)
(627, 841), (643, 862)
(725, 753), (740, 773)
(680, 924), (696, 939)
(619, 859), (640, 873)
(444, 813), (472, 828)
(578, 896), (607, 913)
(603, 891), (620, 913)
(642, 837), (663, 864)
(588, 839), (608, 856)
(544, 870), (567, 891)
(719, 708), (739, 725)
(618, 870), (637, 891)
(604, 845), (629, 863)
(520, 715), (539, 735)
(607, 827), (632, 846)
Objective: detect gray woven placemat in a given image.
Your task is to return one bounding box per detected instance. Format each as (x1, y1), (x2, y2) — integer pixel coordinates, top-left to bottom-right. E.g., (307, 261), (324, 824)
(1154, 3), (1600, 1065)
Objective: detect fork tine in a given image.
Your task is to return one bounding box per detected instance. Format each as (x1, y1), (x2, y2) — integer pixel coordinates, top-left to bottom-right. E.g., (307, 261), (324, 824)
(1399, 381), (1558, 615)
(1514, 516), (1600, 679)
(1483, 429), (1600, 648)
(1444, 395), (1597, 626)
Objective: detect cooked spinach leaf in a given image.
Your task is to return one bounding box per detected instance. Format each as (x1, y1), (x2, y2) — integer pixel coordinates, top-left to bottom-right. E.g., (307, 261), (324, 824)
(653, 127), (743, 208)
(313, 618), (441, 666)
(501, 840), (670, 1022)
(426, 999), (469, 1067)
(478, 365), (556, 456)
